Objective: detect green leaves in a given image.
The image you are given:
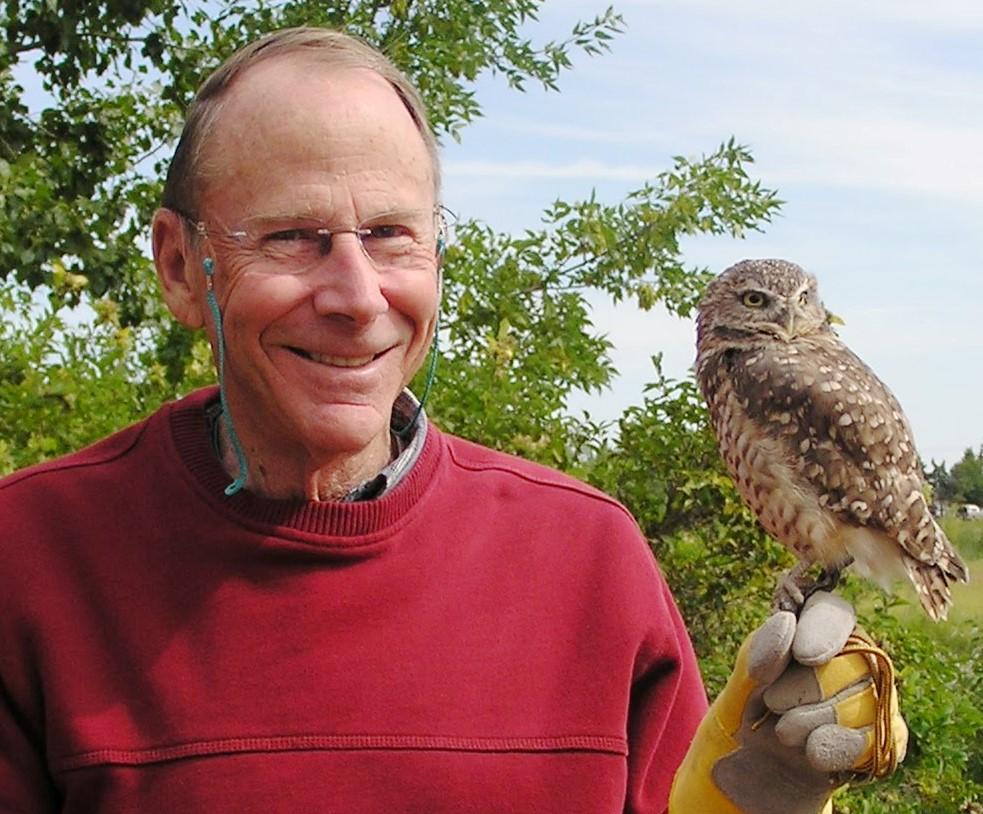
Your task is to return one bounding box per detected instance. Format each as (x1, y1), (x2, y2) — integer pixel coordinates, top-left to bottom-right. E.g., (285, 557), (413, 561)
(540, 141), (780, 316)
(584, 355), (789, 689)
(426, 218), (614, 468)
(2, 0), (624, 316)
(0, 274), (216, 475)
(948, 448), (983, 506)
(425, 139), (778, 469)
(833, 591), (983, 813)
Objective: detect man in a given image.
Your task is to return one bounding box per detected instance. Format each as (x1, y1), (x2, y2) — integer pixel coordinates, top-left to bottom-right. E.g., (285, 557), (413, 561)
(0, 28), (903, 812)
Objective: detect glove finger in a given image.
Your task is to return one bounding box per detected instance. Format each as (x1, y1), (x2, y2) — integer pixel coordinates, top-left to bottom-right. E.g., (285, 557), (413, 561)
(764, 652), (871, 711)
(806, 723), (869, 773)
(746, 610), (796, 686)
(774, 701), (836, 747)
(773, 677), (874, 747)
(792, 591), (856, 666)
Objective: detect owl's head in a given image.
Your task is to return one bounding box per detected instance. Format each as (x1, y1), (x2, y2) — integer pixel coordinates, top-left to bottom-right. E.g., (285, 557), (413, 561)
(696, 259), (833, 352)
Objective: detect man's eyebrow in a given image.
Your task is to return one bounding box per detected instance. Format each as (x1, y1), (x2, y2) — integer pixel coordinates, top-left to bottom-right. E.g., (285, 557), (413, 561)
(243, 208), (419, 223)
(242, 212), (324, 222)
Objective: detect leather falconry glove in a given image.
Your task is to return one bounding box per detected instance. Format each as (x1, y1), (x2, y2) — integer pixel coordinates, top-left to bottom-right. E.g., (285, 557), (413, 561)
(669, 591), (907, 814)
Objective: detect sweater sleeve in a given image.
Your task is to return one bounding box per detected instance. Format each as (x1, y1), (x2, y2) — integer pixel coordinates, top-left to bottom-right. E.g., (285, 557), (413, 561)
(0, 484), (59, 812)
(0, 679), (58, 813)
(624, 566), (709, 814)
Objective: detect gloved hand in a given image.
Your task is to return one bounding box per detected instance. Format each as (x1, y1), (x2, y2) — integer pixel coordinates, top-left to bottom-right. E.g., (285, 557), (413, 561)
(668, 591), (907, 814)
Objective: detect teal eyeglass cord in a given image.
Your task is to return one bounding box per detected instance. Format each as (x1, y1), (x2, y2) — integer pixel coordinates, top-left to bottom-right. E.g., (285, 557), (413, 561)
(396, 311), (439, 439)
(203, 257), (249, 495)
(396, 238), (443, 437)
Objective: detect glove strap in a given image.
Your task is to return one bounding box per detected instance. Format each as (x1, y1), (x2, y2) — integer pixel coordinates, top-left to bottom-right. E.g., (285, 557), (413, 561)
(838, 628), (900, 782)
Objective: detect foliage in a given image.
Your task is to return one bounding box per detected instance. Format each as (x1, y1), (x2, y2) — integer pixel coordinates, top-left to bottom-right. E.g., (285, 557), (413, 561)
(926, 448), (983, 508)
(2, 2), (979, 812)
(2, 0), (623, 325)
(949, 447), (983, 506)
(834, 589), (983, 813)
(583, 356), (789, 690)
(926, 458), (957, 505)
(0, 275), (213, 475)
(431, 139), (779, 470)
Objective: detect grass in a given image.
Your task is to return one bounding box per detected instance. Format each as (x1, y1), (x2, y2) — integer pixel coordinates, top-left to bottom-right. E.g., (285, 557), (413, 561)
(852, 517), (982, 624)
(939, 517), (982, 621)
(842, 518), (983, 813)
(914, 558), (981, 622)
(950, 559), (983, 619)
(943, 516), (983, 560)
(875, 558), (982, 624)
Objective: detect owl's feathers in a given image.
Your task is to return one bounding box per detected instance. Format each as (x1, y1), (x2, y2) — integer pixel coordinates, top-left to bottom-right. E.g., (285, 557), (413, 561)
(696, 259), (968, 620)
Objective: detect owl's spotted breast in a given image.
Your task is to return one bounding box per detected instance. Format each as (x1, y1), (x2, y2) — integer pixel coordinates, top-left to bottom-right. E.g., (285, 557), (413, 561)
(700, 349), (843, 569)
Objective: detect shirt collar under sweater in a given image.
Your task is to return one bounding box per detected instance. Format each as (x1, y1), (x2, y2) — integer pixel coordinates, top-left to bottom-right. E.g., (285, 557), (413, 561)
(170, 386), (439, 539)
(203, 391), (427, 502)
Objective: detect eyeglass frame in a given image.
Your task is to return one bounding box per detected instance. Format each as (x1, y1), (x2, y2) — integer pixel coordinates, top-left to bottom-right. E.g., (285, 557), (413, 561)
(172, 204), (452, 275)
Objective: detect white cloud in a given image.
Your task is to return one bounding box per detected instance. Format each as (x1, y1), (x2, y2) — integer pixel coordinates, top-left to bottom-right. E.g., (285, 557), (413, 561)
(648, 0), (983, 30)
(445, 159), (663, 181)
(753, 114), (983, 205)
(480, 115), (669, 146)
(446, 106), (983, 205)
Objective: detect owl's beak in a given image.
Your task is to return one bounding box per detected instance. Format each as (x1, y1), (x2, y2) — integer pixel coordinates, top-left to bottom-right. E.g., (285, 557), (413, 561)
(777, 302), (797, 339)
(785, 310), (796, 336)
(784, 292), (813, 338)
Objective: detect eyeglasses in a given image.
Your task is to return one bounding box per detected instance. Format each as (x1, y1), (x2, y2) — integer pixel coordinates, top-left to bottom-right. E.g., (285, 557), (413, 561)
(178, 206), (448, 274)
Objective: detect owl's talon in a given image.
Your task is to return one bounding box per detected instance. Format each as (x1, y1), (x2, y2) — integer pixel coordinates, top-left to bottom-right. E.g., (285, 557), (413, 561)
(773, 564), (810, 613)
(814, 559), (851, 594)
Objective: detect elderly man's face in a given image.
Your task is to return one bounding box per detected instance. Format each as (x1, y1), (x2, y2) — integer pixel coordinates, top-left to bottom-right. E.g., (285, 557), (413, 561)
(186, 58), (439, 475)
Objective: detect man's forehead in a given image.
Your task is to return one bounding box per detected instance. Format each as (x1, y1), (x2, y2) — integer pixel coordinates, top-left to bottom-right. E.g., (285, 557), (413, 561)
(197, 57), (434, 209)
(220, 58), (399, 126)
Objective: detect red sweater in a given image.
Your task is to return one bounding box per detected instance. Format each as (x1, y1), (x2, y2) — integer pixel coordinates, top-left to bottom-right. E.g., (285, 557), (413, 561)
(0, 388), (707, 813)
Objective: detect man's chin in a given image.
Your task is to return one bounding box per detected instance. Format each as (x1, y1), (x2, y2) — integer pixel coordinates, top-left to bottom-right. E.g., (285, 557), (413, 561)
(302, 402), (393, 456)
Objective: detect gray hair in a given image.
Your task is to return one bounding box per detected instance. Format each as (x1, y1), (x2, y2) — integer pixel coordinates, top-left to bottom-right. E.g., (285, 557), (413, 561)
(161, 26), (441, 216)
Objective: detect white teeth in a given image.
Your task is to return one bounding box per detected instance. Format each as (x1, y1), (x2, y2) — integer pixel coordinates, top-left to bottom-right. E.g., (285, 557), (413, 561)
(307, 352), (374, 367)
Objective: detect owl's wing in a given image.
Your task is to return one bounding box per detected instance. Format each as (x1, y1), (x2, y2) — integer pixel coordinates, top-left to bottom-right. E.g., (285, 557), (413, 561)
(726, 337), (942, 566)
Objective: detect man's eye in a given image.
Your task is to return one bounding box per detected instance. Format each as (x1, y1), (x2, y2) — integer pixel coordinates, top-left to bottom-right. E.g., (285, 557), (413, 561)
(265, 228), (314, 243)
(365, 224), (411, 241)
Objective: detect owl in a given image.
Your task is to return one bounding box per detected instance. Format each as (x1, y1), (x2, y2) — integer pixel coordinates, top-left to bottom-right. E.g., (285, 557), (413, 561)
(695, 259), (968, 620)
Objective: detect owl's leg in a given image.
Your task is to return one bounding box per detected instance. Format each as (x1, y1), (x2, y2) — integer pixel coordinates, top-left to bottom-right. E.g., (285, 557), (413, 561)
(774, 557), (856, 614)
(773, 561), (811, 613)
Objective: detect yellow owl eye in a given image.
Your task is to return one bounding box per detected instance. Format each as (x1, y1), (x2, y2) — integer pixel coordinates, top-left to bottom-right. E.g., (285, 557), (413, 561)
(742, 291), (767, 307)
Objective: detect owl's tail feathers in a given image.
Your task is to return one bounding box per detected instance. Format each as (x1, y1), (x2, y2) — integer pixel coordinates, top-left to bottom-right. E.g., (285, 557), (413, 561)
(904, 551), (969, 622)
(947, 550), (970, 585)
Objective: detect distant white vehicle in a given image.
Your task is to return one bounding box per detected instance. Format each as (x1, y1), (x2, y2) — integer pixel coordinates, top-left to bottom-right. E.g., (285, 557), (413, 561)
(957, 504), (982, 519)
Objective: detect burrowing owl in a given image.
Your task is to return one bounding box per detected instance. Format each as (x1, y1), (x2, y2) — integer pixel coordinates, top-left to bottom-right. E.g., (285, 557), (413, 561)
(695, 259), (968, 620)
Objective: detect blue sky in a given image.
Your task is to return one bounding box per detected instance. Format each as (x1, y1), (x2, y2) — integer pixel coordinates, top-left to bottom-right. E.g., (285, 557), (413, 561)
(440, 0), (983, 467)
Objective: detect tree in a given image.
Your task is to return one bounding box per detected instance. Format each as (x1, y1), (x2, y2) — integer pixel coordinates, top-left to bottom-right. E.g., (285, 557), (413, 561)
(951, 447), (983, 506)
(2, 0), (623, 323)
(926, 458), (957, 506)
(2, 3), (980, 811)
(433, 141), (778, 470)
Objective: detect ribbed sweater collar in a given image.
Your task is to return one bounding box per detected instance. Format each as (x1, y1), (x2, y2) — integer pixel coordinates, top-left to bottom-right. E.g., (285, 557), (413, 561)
(165, 387), (443, 539)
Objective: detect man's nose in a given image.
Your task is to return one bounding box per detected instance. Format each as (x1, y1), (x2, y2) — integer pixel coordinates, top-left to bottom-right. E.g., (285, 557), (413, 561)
(309, 233), (389, 323)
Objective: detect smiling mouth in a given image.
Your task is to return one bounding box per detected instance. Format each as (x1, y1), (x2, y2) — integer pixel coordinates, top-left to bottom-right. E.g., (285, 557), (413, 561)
(288, 347), (383, 368)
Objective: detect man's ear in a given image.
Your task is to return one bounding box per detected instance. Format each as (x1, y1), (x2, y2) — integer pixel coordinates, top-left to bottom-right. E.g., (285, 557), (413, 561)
(152, 208), (206, 329)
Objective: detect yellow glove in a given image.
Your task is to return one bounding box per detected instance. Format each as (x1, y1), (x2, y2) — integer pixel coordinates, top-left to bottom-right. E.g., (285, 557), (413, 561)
(669, 591), (907, 814)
